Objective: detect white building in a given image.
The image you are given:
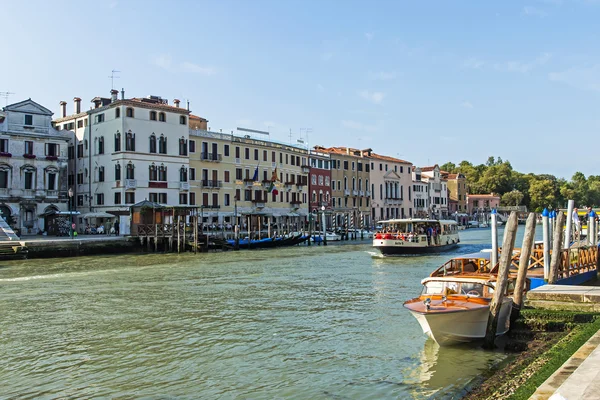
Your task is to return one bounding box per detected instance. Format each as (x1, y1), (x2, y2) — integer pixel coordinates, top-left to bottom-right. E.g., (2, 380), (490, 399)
(0, 99), (72, 235)
(368, 153), (413, 221)
(419, 165), (449, 219)
(53, 90), (192, 234)
(411, 167), (429, 218)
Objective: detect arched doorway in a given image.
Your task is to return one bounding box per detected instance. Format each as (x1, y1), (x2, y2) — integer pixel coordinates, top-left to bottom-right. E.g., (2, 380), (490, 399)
(0, 204), (11, 222)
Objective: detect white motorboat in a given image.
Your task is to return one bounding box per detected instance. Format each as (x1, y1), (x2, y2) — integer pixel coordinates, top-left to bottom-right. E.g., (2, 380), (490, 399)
(403, 252), (513, 345)
(311, 232), (341, 242)
(373, 219), (460, 255)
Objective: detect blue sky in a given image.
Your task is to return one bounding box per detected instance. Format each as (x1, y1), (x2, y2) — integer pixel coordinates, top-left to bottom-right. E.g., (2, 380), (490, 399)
(2, 0), (599, 179)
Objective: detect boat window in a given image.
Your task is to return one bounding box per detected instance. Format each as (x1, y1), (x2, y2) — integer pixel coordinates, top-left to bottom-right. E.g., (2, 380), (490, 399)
(460, 282), (484, 296)
(422, 281), (485, 296)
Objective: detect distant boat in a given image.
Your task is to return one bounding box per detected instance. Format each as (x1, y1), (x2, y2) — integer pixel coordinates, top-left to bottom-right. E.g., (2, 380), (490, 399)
(311, 232), (341, 242)
(373, 219), (460, 255)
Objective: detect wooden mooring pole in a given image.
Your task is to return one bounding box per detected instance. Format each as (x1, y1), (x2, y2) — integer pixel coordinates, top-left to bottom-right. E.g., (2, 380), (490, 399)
(484, 211), (518, 349)
(177, 216), (181, 254)
(513, 212), (537, 313)
(194, 213), (198, 254)
(549, 211), (566, 284)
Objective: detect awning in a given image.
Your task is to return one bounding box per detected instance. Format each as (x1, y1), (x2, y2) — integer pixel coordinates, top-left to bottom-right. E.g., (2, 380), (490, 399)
(81, 212), (116, 219)
(38, 210), (81, 217)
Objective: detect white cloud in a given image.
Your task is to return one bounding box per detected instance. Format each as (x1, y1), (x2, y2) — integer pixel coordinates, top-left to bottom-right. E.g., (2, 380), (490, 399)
(181, 62), (216, 75)
(522, 6), (548, 17)
(495, 52), (551, 73)
(548, 64), (600, 91)
(460, 101), (474, 109)
(365, 32), (375, 41)
(359, 90), (385, 104)
(321, 52), (333, 61)
(368, 71), (397, 80)
(341, 120), (379, 132)
(463, 57), (485, 69)
(152, 54), (172, 70)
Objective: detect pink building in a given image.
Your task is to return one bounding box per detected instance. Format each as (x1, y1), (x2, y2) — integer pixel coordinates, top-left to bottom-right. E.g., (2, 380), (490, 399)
(466, 193), (501, 216)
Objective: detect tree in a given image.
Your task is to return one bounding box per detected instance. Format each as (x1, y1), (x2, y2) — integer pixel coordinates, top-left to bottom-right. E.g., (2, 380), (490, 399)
(501, 190), (524, 206)
(528, 178), (558, 211)
(440, 162), (457, 173)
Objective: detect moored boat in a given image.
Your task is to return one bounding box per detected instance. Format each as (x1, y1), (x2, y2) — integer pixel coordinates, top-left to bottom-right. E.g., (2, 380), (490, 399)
(403, 252), (513, 345)
(373, 219), (460, 255)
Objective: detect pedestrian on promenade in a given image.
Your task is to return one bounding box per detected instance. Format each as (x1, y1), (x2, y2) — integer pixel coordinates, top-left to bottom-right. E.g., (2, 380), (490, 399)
(572, 207), (580, 238)
(114, 219), (120, 236)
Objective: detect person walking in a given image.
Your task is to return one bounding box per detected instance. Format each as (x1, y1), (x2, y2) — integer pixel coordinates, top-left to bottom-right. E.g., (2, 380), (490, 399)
(114, 219), (120, 236)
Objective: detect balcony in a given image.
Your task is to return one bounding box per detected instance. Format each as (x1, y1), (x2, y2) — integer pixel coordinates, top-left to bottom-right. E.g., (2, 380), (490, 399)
(252, 199), (266, 208)
(22, 189), (35, 198)
(284, 182), (294, 191)
(201, 180), (223, 189)
(125, 179), (136, 189)
(200, 152), (222, 162)
(344, 189), (350, 196)
(201, 205), (221, 210)
(384, 197), (403, 205)
(243, 178), (255, 187)
(0, 188), (9, 197)
(352, 190), (358, 196)
(358, 190), (364, 196)
(365, 190), (371, 197)
(180, 182), (190, 191)
(46, 190), (59, 198)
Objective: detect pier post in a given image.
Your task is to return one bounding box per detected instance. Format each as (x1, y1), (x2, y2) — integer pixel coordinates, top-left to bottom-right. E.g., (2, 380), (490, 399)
(542, 208), (550, 280)
(491, 209), (499, 268)
(589, 210), (597, 247)
(565, 199), (575, 248)
(322, 206), (327, 246)
(268, 217), (271, 239)
(549, 211), (566, 284)
(484, 211), (518, 349)
(308, 212), (312, 246)
(154, 224), (158, 253)
(514, 212), (537, 311)
(194, 214), (198, 254)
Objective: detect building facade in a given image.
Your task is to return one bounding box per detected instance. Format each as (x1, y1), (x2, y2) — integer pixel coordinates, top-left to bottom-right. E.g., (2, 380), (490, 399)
(314, 146), (371, 231)
(0, 99), (72, 235)
(53, 91), (192, 234)
(420, 165), (449, 219)
(368, 152), (413, 221)
(411, 167), (429, 218)
(466, 193), (501, 216)
(188, 129), (309, 235)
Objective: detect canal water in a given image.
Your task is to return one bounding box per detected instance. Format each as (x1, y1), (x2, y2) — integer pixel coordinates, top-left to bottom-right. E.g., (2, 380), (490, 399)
(0, 227), (541, 399)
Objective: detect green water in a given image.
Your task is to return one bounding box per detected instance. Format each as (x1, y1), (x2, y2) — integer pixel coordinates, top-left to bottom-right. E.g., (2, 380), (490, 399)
(0, 227), (539, 399)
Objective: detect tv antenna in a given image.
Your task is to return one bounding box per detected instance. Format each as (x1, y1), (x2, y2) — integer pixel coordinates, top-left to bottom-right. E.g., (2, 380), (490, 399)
(109, 69), (121, 90)
(0, 91), (15, 107)
(300, 128), (312, 149)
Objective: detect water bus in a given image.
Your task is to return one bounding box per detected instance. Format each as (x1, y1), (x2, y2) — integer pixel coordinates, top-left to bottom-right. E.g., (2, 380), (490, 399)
(373, 219), (460, 255)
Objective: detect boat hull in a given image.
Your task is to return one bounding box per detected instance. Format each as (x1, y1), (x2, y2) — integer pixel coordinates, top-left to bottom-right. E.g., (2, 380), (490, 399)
(374, 241), (458, 255)
(407, 298), (513, 346)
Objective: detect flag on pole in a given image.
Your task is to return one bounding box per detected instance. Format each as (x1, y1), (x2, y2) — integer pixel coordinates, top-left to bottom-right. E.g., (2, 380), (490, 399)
(252, 164), (259, 181)
(271, 167), (279, 182)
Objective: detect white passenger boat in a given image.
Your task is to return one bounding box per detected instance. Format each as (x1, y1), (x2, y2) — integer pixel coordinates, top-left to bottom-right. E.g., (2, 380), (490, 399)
(403, 252), (513, 346)
(372, 219), (460, 255)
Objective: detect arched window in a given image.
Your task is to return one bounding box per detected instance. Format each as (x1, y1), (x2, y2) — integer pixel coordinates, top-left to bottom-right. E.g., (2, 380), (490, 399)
(149, 164), (157, 181)
(158, 164), (167, 181)
(158, 135), (167, 154)
(126, 131), (135, 151)
(114, 163), (121, 181)
(312, 190), (316, 202)
(98, 136), (105, 155)
(126, 107), (134, 118)
(319, 190), (323, 203)
(158, 112), (166, 122)
(180, 116), (186, 125)
(180, 166), (188, 182)
(0, 163), (11, 189)
(150, 111), (157, 121)
(149, 133), (157, 153)
(179, 137), (187, 156)
(115, 108), (120, 118)
(114, 131), (121, 152)
(126, 162), (135, 179)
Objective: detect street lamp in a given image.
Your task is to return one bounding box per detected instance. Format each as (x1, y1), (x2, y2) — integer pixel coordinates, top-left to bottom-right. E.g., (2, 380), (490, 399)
(68, 187), (74, 239)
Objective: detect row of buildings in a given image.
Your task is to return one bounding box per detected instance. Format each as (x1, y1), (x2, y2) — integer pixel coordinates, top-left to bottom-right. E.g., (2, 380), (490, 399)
(0, 92), (500, 236)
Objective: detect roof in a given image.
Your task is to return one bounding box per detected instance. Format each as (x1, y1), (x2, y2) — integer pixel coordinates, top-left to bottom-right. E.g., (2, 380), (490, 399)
(190, 114), (208, 122)
(420, 165), (439, 172)
(369, 152), (411, 164)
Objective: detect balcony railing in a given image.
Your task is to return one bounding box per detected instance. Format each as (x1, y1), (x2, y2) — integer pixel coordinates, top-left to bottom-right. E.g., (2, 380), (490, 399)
(358, 190), (364, 196)
(0, 188), (9, 197)
(201, 205), (221, 210)
(180, 182), (190, 191)
(352, 190), (358, 196)
(252, 200), (266, 208)
(201, 152), (222, 162)
(344, 189), (350, 196)
(46, 190), (59, 198)
(201, 180), (223, 189)
(365, 190), (371, 197)
(125, 179), (136, 189)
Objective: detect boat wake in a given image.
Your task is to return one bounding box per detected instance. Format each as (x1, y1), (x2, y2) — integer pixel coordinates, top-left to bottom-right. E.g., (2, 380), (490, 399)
(367, 251), (384, 258)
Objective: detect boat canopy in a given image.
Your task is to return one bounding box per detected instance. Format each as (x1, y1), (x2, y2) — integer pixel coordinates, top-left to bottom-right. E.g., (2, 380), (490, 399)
(378, 218), (458, 225)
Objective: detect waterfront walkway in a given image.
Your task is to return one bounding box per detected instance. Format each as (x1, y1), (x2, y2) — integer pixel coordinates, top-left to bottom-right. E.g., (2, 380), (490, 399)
(528, 285), (600, 399)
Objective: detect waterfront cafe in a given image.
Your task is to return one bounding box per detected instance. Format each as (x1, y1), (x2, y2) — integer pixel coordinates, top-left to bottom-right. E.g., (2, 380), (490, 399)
(129, 200), (199, 237)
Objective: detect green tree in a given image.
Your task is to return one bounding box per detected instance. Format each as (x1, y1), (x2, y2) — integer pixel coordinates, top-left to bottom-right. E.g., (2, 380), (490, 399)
(528, 178), (558, 211)
(501, 190), (524, 206)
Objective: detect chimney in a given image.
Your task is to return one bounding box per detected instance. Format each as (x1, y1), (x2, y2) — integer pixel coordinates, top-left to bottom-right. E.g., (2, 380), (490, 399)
(110, 89), (118, 102)
(60, 101), (67, 118)
(186, 100), (190, 111)
(174, 99), (180, 108)
(73, 97), (81, 114)
(121, 88), (125, 100)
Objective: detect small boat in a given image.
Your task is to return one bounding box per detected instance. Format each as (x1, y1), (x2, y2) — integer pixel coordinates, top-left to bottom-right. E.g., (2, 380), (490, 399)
(403, 252), (513, 345)
(226, 233), (309, 249)
(311, 232), (341, 242)
(373, 219), (460, 255)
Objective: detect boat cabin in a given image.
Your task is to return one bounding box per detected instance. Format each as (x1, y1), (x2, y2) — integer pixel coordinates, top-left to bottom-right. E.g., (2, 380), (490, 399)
(421, 277), (495, 298)
(430, 252), (493, 276)
(374, 218), (458, 243)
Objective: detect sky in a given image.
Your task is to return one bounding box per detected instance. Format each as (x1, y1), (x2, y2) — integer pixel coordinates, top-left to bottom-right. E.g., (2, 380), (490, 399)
(2, 0), (599, 179)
